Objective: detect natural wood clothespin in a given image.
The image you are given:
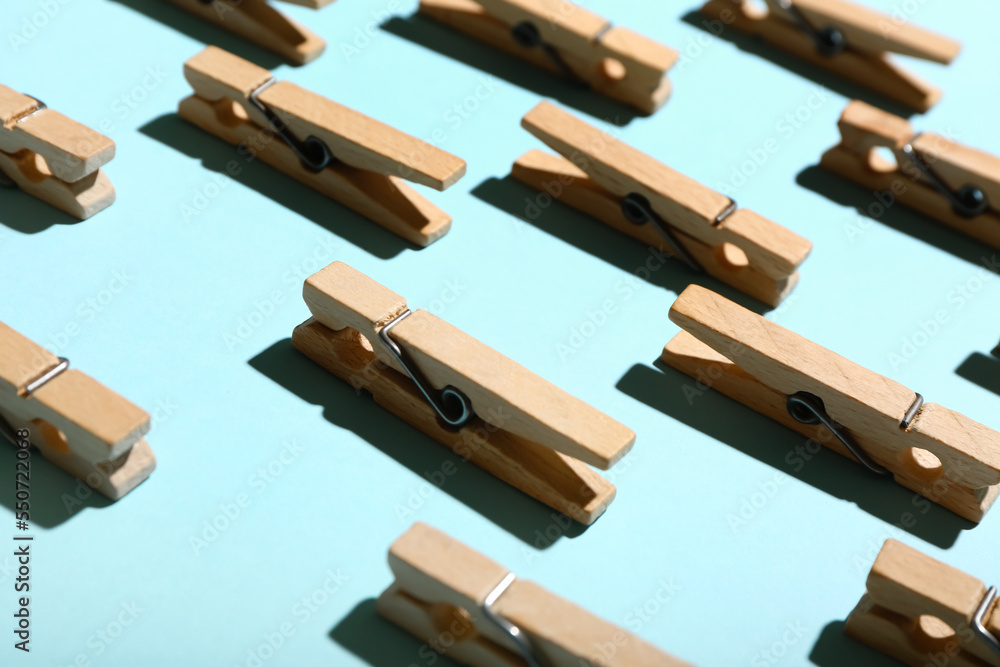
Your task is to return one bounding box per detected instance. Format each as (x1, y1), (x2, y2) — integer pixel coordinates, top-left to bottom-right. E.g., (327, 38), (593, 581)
(700, 0), (961, 112)
(0, 322), (155, 499)
(822, 100), (1000, 249)
(848, 539), (1000, 666)
(512, 101), (812, 306)
(0, 85), (115, 219)
(168, 0), (333, 65)
(180, 47), (467, 247)
(378, 522), (695, 666)
(661, 285), (1000, 522)
(292, 261), (636, 524)
(418, 0), (678, 114)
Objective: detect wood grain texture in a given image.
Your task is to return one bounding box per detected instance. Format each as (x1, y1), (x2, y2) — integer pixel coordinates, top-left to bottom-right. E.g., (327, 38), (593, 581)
(822, 100), (1000, 249)
(846, 540), (1000, 666)
(377, 523), (695, 666)
(301, 261), (635, 471)
(419, 0), (676, 114)
(700, 0), (950, 111)
(516, 103), (811, 305)
(661, 286), (1000, 522)
(0, 322), (153, 499)
(167, 0), (327, 65)
(292, 319), (616, 524)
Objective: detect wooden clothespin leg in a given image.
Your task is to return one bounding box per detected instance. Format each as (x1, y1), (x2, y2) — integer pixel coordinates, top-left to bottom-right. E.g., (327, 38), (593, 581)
(167, 0), (332, 65)
(660, 285), (1000, 522)
(291, 261), (636, 524)
(418, 0), (678, 114)
(512, 101), (812, 306)
(0, 85), (115, 219)
(700, 0), (961, 112)
(378, 523), (696, 666)
(179, 47), (467, 247)
(0, 323), (154, 500)
(822, 100), (1000, 249)
(847, 539), (1000, 666)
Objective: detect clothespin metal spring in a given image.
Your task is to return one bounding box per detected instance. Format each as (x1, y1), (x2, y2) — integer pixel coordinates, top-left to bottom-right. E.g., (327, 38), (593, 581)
(0, 357), (68, 446)
(509, 21), (614, 88)
(621, 193), (737, 272)
(777, 0), (846, 57)
(901, 136), (990, 218)
(248, 79), (334, 173)
(379, 310), (473, 427)
(483, 572), (544, 667)
(973, 586), (1000, 659)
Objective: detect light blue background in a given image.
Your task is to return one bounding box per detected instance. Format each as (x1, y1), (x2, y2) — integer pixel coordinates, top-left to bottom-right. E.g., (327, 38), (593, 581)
(2, 1), (1000, 665)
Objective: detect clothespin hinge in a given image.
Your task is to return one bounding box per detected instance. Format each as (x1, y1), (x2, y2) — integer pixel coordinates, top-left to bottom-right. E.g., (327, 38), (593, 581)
(248, 79), (334, 173)
(483, 572), (544, 667)
(973, 586), (1000, 659)
(620, 194), (737, 272)
(0, 356), (68, 445)
(900, 134), (990, 218)
(777, 0), (846, 57)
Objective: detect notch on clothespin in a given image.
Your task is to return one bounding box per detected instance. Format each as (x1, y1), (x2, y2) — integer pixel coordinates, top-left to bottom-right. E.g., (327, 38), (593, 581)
(660, 285), (1000, 522)
(0, 322), (155, 499)
(292, 261), (636, 524)
(167, 0), (333, 65)
(822, 100), (1000, 249)
(378, 522), (696, 666)
(700, 0), (961, 112)
(0, 85), (115, 219)
(179, 47), (467, 247)
(511, 101), (812, 306)
(418, 0), (678, 114)
(848, 539), (1000, 666)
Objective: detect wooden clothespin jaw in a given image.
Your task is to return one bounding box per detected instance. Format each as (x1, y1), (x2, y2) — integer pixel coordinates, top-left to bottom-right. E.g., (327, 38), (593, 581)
(418, 0), (679, 114)
(167, 0), (334, 65)
(822, 100), (1000, 249)
(512, 101), (812, 307)
(0, 322), (155, 499)
(848, 539), (1000, 666)
(700, 0), (961, 112)
(179, 46), (467, 247)
(0, 85), (115, 219)
(378, 523), (695, 666)
(291, 261), (636, 524)
(660, 285), (1000, 522)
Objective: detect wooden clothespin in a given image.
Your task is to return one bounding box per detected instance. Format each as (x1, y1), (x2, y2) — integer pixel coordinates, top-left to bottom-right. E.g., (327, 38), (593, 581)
(167, 0), (332, 65)
(0, 85), (115, 219)
(0, 322), (155, 499)
(512, 101), (812, 306)
(700, 0), (961, 112)
(418, 0), (678, 114)
(378, 522), (695, 666)
(848, 539), (1000, 666)
(179, 47), (467, 247)
(822, 100), (1000, 249)
(661, 285), (1000, 522)
(292, 261), (636, 524)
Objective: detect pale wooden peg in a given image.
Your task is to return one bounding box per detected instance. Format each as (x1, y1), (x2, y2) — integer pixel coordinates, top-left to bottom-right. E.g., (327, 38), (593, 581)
(418, 0), (678, 114)
(847, 539), (1000, 667)
(179, 46), (467, 247)
(167, 0), (333, 65)
(0, 84), (115, 219)
(513, 101), (812, 306)
(0, 322), (154, 500)
(378, 523), (696, 666)
(661, 285), (1000, 522)
(292, 261), (636, 524)
(822, 100), (1000, 249)
(700, 0), (961, 112)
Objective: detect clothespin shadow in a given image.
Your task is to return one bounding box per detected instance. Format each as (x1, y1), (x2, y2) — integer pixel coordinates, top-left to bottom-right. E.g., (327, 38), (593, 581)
(0, 191), (79, 234)
(139, 114), (409, 260)
(330, 599), (464, 667)
(957, 352), (1000, 396)
(616, 360), (970, 548)
(472, 175), (772, 315)
(104, 0), (285, 70)
(379, 14), (641, 127)
(797, 165), (1000, 270)
(248, 339), (587, 546)
(0, 448), (112, 528)
(809, 621), (897, 667)
(678, 11), (917, 119)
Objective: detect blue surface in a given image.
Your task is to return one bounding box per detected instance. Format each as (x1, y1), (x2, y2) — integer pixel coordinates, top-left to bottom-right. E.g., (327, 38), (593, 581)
(3, 1), (1000, 665)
